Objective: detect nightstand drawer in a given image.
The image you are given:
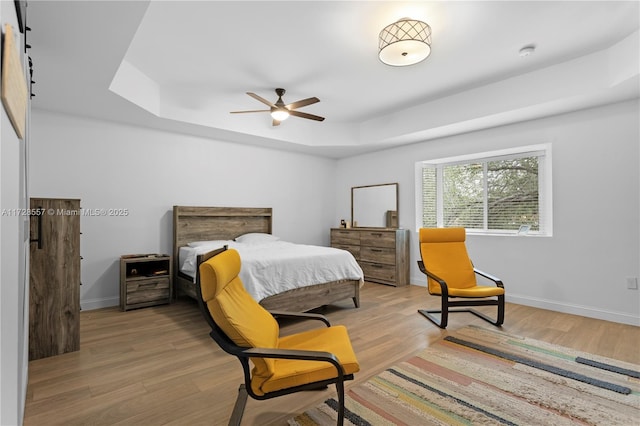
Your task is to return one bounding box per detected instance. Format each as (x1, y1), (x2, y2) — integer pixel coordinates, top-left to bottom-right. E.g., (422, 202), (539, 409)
(125, 277), (170, 305)
(360, 246), (395, 265)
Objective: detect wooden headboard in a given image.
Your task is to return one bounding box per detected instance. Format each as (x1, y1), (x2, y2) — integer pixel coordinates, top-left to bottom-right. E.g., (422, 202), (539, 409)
(172, 206), (273, 283)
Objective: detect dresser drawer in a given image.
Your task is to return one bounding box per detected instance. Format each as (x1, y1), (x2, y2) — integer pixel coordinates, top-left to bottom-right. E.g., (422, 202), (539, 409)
(331, 229), (360, 245)
(360, 246), (395, 265)
(360, 261), (396, 284)
(126, 277), (170, 305)
(333, 244), (360, 259)
(360, 231), (395, 248)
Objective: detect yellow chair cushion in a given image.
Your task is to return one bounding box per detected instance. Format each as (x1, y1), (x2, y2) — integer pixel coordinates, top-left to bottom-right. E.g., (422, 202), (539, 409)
(448, 286), (505, 297)
(420, 241), (477, 292)
(419, 227), (466, 243)
(252, 325), (360, 395)
(420, 228), (477, 293)
(199, 249), (279, 378)
(419, 228), (504, 297)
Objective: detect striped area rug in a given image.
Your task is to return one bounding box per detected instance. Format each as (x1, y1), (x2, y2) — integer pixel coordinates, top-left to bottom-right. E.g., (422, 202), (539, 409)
(288, 325), (640, 425)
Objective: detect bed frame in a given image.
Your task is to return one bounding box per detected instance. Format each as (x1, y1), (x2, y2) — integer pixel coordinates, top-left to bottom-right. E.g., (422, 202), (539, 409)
(172, 206), (360, 312)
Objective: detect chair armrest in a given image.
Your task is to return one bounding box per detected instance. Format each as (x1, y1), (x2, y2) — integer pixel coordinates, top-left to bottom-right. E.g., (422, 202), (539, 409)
(474, 268), (504, 287)
(242, 347), (345, 377)
(269, 311), (331, 327)
(417, 261), (449, 297)
(417, 261), (447, 286)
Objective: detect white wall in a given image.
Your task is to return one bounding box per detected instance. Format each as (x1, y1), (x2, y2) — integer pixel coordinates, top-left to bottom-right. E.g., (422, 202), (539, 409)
(335, 100), (640, 325)
(30, 110), (337, 310)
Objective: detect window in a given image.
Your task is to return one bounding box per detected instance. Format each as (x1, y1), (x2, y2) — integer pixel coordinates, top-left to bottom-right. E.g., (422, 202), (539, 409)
(417, 145), (552, 235)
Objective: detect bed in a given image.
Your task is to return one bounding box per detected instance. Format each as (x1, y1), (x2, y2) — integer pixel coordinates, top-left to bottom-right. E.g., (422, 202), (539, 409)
(173, 206), (363, 312)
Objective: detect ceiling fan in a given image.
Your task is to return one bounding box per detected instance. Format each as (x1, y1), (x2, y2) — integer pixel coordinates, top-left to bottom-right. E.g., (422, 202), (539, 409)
(230, 88), (325, 126)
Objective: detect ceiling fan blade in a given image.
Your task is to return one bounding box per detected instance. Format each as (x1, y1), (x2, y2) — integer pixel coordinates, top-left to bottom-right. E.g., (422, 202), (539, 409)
(285, 97), (319, 110)
(230, 109), (270, 114)
(272, 119), (280, 126)
(289, 110), (325, 121)
(247, 92), (276, 108)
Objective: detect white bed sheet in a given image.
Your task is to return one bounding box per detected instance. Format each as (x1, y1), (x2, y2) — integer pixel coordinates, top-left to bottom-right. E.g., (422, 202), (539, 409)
(179, 240), (364, 302)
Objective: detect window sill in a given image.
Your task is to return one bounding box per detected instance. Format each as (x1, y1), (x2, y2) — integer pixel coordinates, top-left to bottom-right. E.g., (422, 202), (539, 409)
(465, 230), (551, 237)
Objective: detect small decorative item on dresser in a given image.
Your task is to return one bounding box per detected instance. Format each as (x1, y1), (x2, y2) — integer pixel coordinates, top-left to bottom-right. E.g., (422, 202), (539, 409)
(120, 254), (173, 311)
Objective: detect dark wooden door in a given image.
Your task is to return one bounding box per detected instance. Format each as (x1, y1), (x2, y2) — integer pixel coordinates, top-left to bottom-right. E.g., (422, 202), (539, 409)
(29, 198), (81, 360)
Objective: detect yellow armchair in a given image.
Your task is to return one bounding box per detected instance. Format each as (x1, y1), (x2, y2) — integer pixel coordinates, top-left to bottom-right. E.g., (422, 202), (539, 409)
(196, 247), (359, 425)
(417, 228), (505, 329)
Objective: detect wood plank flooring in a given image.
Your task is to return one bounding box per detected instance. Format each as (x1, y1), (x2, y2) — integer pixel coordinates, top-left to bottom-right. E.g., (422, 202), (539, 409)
(24, 283), (639, 425)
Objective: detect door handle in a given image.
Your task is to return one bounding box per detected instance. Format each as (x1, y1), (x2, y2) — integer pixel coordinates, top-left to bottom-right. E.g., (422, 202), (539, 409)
(30, 206), (43, 249)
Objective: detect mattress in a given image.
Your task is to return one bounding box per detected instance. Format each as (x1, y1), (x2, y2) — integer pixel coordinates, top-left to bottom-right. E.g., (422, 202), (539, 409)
(179, 240), (364, 302)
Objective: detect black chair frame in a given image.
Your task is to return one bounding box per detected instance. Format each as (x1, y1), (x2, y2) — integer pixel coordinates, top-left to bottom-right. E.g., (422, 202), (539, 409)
(195, 247), (354, 426)
(417, 260), (505, 329)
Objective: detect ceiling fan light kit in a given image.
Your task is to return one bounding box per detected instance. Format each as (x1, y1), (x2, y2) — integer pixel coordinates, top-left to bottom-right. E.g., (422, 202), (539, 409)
(230, 88), (324, 126)
(271, 109), (289, 121)
(379, 18), (431, 66)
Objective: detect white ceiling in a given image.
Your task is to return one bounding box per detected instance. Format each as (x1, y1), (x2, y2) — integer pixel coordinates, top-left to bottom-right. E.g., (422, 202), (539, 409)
(26, 1), (640, 158)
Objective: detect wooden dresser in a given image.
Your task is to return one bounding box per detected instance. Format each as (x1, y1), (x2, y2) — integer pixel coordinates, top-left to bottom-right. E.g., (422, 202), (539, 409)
(331, 228), (410, 286)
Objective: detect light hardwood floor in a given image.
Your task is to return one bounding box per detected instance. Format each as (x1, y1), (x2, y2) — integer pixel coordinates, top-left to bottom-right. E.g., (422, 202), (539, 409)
(24, 283), (639, 425)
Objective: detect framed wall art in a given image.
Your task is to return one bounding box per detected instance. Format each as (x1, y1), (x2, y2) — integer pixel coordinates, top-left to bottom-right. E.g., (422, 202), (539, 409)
(1, 23), (28, 139)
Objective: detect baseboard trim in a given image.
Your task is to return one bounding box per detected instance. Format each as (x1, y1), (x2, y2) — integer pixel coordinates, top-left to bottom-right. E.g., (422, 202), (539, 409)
(410, 278), (638, 326)
(81, 297), (119, 311)
(505, 294), (639, 326)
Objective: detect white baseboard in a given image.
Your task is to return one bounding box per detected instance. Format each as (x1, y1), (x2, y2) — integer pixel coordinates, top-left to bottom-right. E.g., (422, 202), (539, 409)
(410, 277), (639, 326)
(81, 296), (119, 311)
(505, 294), (639, 326)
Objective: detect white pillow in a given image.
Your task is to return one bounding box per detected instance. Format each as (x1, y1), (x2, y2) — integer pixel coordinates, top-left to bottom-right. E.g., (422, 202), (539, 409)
(234, 233), (280, 244)
(187, 240), (231, 248)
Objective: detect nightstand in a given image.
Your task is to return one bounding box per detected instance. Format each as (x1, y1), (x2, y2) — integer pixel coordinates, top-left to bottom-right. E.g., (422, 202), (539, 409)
(120, 254), (172, 311)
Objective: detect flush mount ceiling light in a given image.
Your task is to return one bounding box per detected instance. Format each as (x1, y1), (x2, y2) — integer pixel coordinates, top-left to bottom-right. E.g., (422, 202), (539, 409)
(379, 18), (432, 66)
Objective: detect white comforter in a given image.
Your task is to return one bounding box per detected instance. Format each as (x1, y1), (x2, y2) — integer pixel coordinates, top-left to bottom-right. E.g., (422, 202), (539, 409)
(179, 241), (364, 302)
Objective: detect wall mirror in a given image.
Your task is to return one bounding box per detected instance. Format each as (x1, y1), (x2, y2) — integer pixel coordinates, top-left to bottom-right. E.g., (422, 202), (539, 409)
(351, 183), (399, 228)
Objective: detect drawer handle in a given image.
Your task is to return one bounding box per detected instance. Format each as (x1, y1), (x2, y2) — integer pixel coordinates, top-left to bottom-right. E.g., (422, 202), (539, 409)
(139, 282), (164, 289)
(370, 264), (384, 268)
(371, 232), (382, 236)
(371, 248), (383, 252)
